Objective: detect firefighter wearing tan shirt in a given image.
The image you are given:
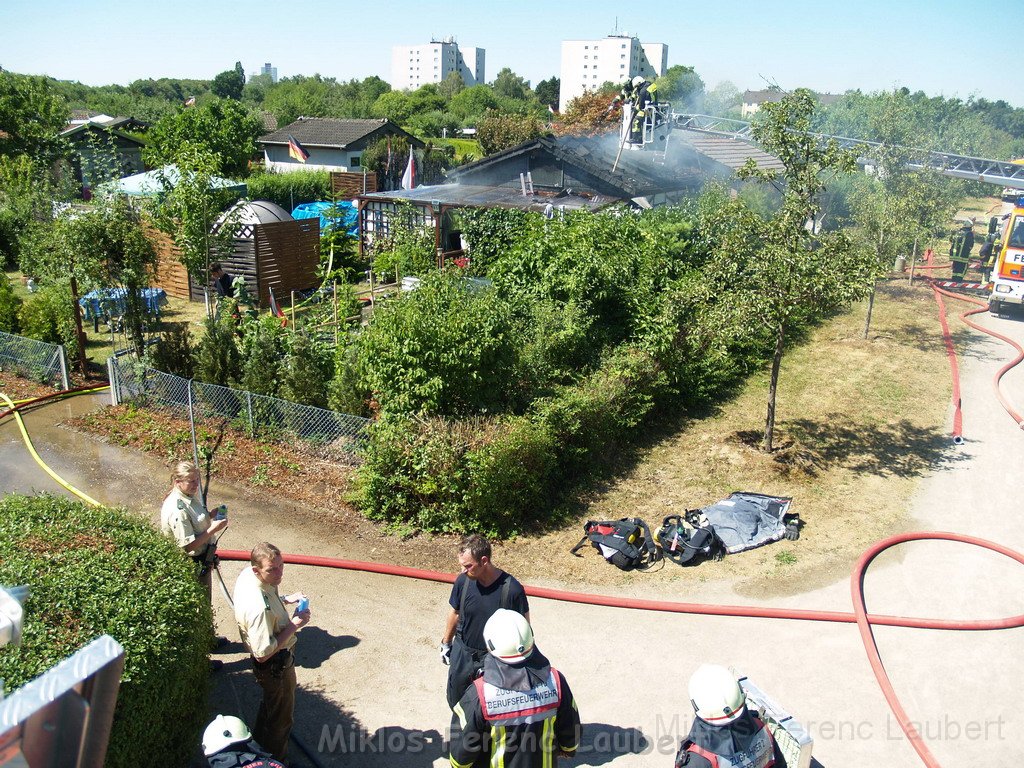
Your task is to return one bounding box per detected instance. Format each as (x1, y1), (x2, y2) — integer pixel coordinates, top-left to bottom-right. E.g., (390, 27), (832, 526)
(233, 542), (310, 762)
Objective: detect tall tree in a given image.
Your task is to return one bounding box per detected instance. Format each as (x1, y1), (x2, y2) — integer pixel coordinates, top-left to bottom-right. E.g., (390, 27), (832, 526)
(144, 99), (262, 177)
(847, 90), (960, 337)
(0, 71), (69, 160)
(655, 65), (704, 109)
(476, 111), (545, 156)
(492, 68), (531, 101)
(535, 77), (560, 110)
(727, 89), (875, 451)
(147, 142), (239, 305)
(211, 66), (245, 100)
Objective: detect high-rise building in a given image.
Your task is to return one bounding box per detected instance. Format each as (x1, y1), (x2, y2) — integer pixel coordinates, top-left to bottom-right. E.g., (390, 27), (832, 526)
(391, 37), (485, 91)
(260, 62), (278, 83)
(559, 35), (667, 112)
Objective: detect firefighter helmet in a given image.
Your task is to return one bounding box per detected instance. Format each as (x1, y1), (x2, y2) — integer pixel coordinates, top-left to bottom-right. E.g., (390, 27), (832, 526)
(688, 664), (746, 724)
(202, 714), (251, 755)
(632, 75), (646, 87)
(483, 609), (534, 664)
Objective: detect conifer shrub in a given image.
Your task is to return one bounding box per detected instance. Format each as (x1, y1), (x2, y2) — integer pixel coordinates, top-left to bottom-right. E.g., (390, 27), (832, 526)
(0, 494), (211, 768)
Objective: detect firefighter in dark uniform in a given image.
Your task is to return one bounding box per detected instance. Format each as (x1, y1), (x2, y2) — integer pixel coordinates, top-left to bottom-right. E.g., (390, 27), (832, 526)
(449, 609), (581, 768)
(441, 535), (530, 710)
(675, 664), (787, 768)
(949, 220), (974, 280)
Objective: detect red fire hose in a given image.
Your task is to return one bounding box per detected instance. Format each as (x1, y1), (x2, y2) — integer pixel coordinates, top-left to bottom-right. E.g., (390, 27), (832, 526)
(219, 530), (1024, 768)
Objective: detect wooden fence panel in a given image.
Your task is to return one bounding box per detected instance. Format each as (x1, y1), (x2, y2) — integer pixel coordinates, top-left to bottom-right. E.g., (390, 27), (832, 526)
(331, 171), (377, 198)
(254, 220), (320, 307)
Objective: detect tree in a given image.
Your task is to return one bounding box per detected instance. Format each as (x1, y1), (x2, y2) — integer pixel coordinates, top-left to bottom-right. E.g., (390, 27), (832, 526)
(846, 90), (960, 337)
(147, 143), (239, 297)
(0, 71), (69, 160)
(553, 91), (619, 137)
(535, 77), (560, 110)
(211, 66), (244, 100)
(54, 195), (158, 357)
(476, 111), (545, 156)
(655, 65), (704, 110)
(492, 68), (532, 102)
(727, 89), (875, 451)
(144, 99), (262, 177)
(372, 90), (415, 124)
(438, 72), (466, 101)
(703, 81), (742, 118)
(449, 85), (499, 124)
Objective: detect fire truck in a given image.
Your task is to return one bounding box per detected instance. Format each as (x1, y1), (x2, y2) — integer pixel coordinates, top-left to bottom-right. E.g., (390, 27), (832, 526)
(990, 198), (1024, 314)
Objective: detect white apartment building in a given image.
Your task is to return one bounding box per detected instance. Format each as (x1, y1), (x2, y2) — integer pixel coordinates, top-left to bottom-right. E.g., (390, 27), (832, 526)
(391, 38), (485, 91)
(559, 35), (667, 112)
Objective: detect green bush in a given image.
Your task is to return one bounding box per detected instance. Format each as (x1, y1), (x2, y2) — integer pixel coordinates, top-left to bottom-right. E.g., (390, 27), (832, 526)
(147, 321), (194, 378)
(0, 494), (211, 768)
(353, 270), (521, 416)
(192, 302), (241, 386)
(0, 273), (22, 333)
(355, 346), (664, 536)
(16, 282), (78, 358)
(239, 313), (288, 395)
(281, 331), (334, 409)
(245, 169), (332, 211)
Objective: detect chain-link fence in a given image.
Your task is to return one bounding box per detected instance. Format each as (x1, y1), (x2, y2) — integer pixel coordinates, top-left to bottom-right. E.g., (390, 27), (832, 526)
(0, 331), (69, 390)
(108, 355), (369, 461)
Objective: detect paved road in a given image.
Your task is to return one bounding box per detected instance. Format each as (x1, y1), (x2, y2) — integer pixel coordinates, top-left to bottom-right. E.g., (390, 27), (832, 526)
(1, 303), (1022, 768)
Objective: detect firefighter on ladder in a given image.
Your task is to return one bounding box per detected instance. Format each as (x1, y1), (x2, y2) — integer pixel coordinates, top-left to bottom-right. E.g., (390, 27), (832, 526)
(629, 75), (658, 144)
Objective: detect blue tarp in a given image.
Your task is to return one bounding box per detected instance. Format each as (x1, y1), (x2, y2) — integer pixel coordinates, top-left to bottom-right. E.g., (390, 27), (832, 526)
(291, 201), (358, 237)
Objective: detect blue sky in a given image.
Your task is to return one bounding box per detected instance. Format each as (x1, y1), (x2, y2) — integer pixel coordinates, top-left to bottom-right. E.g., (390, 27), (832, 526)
(2, 0), (1017, 107)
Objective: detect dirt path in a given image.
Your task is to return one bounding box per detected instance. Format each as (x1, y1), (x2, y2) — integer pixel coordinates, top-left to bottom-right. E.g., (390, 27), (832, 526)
(2, 305), (1022, 767)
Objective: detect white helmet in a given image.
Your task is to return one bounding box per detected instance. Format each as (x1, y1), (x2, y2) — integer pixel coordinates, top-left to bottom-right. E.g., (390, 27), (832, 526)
(202, 714), (251, 756)
(483, 609), (534, 664)
(688, 664), (746, 725)
(632, 75), (646, 87)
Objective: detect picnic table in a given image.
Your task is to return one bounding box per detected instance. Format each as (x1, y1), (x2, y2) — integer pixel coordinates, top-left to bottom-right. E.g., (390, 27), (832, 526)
(79, 288), (167, 331)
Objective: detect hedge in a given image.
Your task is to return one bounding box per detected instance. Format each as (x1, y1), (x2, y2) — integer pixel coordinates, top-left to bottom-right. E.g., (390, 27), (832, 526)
(0, 494), (212, 768)
(245, 169), (332, 211)
(355, 345), (666, 536)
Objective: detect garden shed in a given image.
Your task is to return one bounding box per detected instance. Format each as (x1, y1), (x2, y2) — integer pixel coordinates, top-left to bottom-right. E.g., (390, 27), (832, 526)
(152, 200), (320, 306)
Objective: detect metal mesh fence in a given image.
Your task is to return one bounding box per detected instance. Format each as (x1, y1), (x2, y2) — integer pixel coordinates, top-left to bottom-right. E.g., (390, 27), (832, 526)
(0, 331), (69, 389)
(109, 355), (368, 461)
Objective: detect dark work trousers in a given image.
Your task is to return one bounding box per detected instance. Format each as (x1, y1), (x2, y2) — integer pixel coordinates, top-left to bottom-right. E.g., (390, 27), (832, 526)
(446, 637), (488, 710)
(253, 650), (296, 761)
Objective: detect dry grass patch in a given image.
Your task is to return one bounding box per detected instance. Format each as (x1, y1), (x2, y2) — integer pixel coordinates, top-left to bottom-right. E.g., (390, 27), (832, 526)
(499, 279), (963, 596)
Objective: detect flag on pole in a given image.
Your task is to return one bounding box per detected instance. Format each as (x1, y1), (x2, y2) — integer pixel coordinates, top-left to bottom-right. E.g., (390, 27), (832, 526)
(548, 104), (556, 115)
(268, 286), (287, 327)
(401, 145), (416, 190)
(288, 134), (310, 163)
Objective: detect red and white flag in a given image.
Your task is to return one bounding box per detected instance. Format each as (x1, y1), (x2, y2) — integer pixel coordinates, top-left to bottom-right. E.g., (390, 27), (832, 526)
(268, 286), (287, 327)
(401, 146), (416, 190)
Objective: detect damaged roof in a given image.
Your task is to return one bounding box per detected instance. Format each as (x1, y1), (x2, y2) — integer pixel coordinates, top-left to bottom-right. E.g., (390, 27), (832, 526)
(357, 183), (617, 213)
(448, 130), (782, 200)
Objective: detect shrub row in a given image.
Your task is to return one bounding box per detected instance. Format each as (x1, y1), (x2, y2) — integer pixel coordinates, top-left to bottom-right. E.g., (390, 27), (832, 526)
(245, 169), (333, 211)
(0, 494), (211, 768)
(356, 345), (666, 537)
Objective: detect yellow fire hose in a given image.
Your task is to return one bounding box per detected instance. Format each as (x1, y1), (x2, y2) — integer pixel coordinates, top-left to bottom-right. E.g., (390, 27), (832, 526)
(0, 388), (109, 507)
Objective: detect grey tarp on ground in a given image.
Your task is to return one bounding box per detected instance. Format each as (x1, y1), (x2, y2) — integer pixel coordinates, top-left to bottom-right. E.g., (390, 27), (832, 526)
(700, 492), (792, 554)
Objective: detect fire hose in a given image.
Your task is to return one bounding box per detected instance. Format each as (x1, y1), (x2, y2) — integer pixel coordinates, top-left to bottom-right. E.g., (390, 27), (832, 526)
(3, 359), (1024, 768)
(922, 249), (1024, 433)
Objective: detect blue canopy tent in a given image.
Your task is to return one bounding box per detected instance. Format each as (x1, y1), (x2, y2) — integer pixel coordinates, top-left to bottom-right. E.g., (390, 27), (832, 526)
(291, 201), (358, 237)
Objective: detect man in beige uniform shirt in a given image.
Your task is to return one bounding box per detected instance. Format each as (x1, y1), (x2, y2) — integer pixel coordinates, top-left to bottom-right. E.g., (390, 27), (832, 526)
(233, 541), (310, 762)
